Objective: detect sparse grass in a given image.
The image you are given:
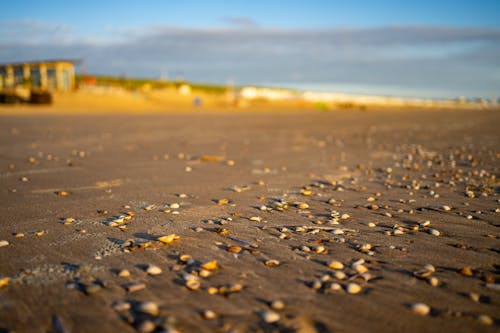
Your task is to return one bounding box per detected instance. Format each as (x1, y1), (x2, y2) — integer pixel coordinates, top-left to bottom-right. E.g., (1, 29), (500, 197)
(75, 75), (229, 94)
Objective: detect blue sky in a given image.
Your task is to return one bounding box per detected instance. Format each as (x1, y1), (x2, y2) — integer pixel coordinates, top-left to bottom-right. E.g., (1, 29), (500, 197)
(1, 0), (500, 98)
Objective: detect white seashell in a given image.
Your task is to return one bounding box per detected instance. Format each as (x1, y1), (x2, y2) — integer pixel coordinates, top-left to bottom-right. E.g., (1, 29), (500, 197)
(0, 240), (9, 247)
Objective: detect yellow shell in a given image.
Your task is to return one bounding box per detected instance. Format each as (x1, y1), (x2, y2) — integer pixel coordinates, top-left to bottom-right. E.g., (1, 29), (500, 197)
(201, 260), (218, 271)
(0, 277), (9, 288)
(157, 234), (180, 244)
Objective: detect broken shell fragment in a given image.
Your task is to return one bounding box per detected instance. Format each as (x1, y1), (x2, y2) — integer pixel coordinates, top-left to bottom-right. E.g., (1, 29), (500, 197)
(0, 240), (9, 247)
(112, 300), (131, 312)
(227, 245), (242, 253)
(458, 267), (474, 276)
(0, 276), (10, 288)
(125, 282), (146, 293)
(185, 279), (201, 291)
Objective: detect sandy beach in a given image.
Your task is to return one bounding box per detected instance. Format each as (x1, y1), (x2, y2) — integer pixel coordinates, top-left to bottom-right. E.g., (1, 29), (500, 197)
(0, 108), (498, 333)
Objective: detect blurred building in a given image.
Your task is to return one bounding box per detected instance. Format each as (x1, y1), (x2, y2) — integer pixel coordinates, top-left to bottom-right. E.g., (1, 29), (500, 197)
(0, 59), (78, 91)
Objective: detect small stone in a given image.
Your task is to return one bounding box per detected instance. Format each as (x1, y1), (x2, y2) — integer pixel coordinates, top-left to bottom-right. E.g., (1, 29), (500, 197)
(261, 310), (280, 323)
(477, 314), (493, 325)
(146, 264), (162, 275)
(428, 277), (439, 287)
(0, 240), (9, 247)
(270, 300), (285, 310)
(200, 310), (217, 320)
(410, 303), (430, 316)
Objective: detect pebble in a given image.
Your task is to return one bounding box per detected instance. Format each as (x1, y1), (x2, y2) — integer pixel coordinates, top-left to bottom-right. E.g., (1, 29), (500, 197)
(332, 271), (346, 280)
(346, 283), (362, 294)
(84, 283), (102, 295)
(146, 264), (162, 275)
(428, 277), (439, 287)
(458, 267), (474, 276)
(157, 234), (180, 244)
(410, 303), (430, 316)
(0, 240), (9, 247)
(468, 292), (480, 302)
(261, 310), (280, 323)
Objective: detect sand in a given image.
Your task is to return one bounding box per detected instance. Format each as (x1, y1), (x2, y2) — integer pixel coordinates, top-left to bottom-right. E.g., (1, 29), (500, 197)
(0, 108), (498, 333)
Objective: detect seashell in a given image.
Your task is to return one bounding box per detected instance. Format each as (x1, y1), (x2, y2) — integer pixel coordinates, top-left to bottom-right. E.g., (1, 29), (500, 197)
(56, 191), (69, 196)
(341, 214), (350, 220)
(265, 259), (280, 267)
(200, 309), (217, 320)
(136, 301), (159, 316)
(428, 229), (440, 236)
(117, 269), (130, 277)
(468, 292), (480, 302)
(331, 228), (344, 235)
(327, 260), (344, 270)
(84, 283), (102, 295)
(477, 314), (493, 325)
(143, 205), (155, 211)
(185, 279), (201, 290)
(107, 216), (126, 227)
(63, 217), (75, 225)
(35, 231), (45, 237)
(112, 300), (131, 312)
(368, 222), (376, 228)
(300, 188), (313, 196)
(207, 287), (219, 295)
(157, 234), (180, 244)
(358, 243), (372, 252)
(169, 203), (180, 209)
(312, 245), (326, 254)
(249, 216), (262, 222)
(0, 276), (10, 288)
(298, 245), (311, 252)
(14, 233), (24, 238)
(420, 221), (431, 227)
(330, 282), (342, 291)
(413, 270), (432, 279)
(295, 226), (306, 232)
(458, 267), (474, 276)
(332, 271), (346, 280)
(125, 282), (146, 293)
(423, 264), (435, 272)
(270, 300), (285, 310)
(410, 303), (430, 316)
(346, 283), (362, 294)
(146, 264), (162, 275)
(198, 269), (212, 278)
(352, 263), (368, 274)
(441, 205), (451, 211)
(136, 320), (155, 333)
(428, 277), (439, 286)
(217, 199), (229, 205)
(261, 310), (280, 323)
(200, 260), (218, 271)
(295, 202), (309, 210)
(0, 240), (9, 247)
